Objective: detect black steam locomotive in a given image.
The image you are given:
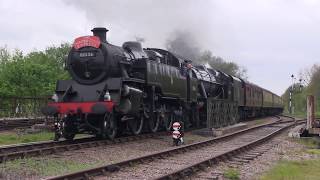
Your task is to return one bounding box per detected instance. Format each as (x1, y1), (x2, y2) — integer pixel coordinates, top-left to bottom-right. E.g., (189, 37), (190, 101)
(42, 27), (283, 140)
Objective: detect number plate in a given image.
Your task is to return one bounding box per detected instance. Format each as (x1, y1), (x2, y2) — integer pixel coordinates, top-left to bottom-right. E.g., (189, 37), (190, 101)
(79, 52), (96, 58)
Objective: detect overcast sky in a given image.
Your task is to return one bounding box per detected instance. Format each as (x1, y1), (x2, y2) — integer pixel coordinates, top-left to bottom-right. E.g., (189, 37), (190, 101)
(1, 0), (319, 95)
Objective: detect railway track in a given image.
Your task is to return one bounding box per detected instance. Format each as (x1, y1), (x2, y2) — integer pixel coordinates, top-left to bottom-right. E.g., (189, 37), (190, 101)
(0, 117), (50, 130)
(0, 116), (280, 163)
(46, 116), (301, 180)
(155, 121), (299, 180)
(194, 137), (281, 179)
(0, 131), (169, 163)
(0, 116), (283, 163)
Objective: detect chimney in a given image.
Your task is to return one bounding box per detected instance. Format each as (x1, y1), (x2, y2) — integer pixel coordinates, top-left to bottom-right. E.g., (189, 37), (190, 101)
(91, 27), (108, 42)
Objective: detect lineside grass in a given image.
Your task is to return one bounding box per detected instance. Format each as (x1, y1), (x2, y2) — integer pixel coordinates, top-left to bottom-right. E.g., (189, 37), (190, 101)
(282, 111), (320, 119)
(260, 160), (320, 180)
(294, 137), (320, 149)
(223, 168), (240, 180)
(249, 119), (266, 125)
(305, 148), (320, 155)
(261, 137), (320, 180)
(0, 131), (54, 146)
(282, 112), (306, 119)
(0, 131), (88, 146)
(0, 157), (100, 177)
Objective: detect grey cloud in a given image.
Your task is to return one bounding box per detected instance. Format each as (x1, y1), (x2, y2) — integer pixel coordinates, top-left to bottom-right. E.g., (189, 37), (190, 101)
(63, 0), (218, 48)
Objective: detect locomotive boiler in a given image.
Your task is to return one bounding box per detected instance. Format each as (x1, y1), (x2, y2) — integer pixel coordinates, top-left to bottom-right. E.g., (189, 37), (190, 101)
(42, 27), (283, 141)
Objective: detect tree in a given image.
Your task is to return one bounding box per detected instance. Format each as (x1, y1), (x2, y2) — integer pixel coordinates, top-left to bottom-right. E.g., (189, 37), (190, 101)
(298, 64), (319, 86)
(307, 64), (320, 111)
(0, 46), (10, 65)
(0, 44), (71, 97)
(45, 43), (71, 71)
(282, 64), (320, 115)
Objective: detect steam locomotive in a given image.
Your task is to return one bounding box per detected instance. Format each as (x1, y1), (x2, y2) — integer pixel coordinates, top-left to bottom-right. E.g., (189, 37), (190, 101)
(42, 27), (283, 141)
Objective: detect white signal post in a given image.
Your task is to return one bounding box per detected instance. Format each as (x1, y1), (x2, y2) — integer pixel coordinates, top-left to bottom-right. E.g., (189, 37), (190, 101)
(172, 122), (184, 146)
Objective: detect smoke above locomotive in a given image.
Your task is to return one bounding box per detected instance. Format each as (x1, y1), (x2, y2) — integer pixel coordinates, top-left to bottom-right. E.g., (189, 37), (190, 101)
(42, 27), (283, 141)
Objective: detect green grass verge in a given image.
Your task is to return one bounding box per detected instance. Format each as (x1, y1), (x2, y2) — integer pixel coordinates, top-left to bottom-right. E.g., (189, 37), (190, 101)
(282, 111), (320, 119)
(294, 137), (320, 149)
(223, 168), (240, 180)
(1, 157), (99, 177)
(260, 160), (320, 180)
(305, 149), (320, 155)
(0, 131), (54, 146)
(282, 112), (306, 119)
(0, 131), (88, 146)
(251, 118), (273, 125)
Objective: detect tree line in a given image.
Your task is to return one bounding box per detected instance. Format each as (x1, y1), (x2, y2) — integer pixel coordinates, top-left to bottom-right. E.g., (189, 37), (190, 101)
(282, 64), (320, 116)
(0, 44), (70, 97)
